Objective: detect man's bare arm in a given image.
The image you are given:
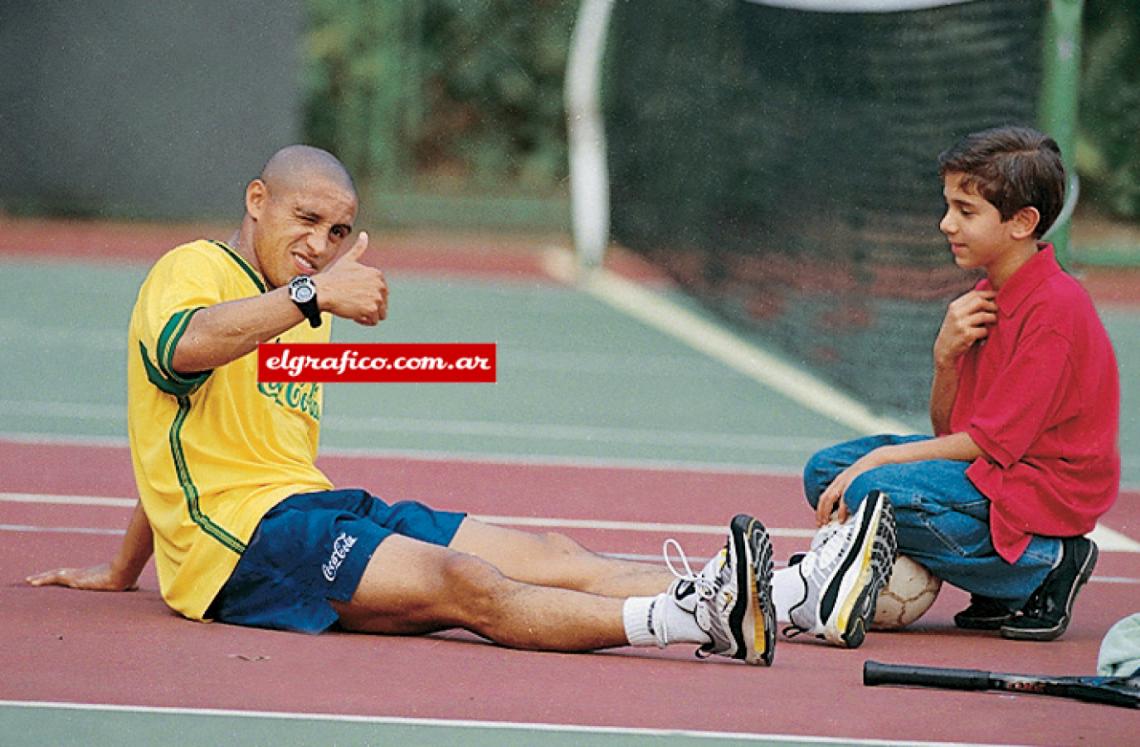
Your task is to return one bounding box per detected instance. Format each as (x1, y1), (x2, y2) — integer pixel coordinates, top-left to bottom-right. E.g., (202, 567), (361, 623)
(26, 502), (154, 592)
(171, 232), (387, 374)
(171, 289), (309, 374)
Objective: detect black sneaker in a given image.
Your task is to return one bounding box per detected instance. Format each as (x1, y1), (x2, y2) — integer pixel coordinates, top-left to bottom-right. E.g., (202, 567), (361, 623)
(953, 595), (1014, 630)
(1000, 537), (1098, 642)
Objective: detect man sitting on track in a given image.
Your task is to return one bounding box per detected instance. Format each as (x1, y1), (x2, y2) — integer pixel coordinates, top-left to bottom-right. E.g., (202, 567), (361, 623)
(27, 145), (896, 663)
(783, 126), (1120, 642)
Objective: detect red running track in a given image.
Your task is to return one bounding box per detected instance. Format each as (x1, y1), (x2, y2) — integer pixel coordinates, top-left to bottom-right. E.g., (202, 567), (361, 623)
(2, 439), (1138, 744)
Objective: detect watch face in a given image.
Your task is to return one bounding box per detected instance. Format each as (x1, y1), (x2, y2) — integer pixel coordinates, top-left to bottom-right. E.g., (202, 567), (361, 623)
(291, 277), (316, 303)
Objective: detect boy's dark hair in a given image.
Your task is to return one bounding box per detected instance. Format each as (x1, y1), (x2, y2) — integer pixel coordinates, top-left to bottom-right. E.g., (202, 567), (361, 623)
(938, 126), (1066, 239)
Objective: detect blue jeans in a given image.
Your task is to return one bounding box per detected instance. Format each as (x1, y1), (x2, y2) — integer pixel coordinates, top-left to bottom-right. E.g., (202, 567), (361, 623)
(803, 435), (1059, 608)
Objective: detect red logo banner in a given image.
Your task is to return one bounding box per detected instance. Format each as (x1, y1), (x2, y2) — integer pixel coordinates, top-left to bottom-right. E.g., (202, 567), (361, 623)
(258, 343), (497, 383)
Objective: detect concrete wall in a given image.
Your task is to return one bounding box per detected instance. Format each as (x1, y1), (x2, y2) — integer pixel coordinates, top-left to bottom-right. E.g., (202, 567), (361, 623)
(0, 1), (303, 220)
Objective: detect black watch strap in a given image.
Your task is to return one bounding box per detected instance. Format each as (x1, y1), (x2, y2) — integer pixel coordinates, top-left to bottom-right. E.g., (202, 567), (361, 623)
(288, 275), (322, 328)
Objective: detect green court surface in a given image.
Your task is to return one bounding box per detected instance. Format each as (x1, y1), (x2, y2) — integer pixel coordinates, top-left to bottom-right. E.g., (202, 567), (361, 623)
(2, 250), (1138, 746)
(1, 703), (931, 747)
(2, 258), (1137, 483)
(1, 260), (860, 471)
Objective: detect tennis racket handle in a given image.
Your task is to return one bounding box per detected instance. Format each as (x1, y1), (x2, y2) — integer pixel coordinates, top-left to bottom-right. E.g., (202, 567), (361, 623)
(863, 660), (992, 690)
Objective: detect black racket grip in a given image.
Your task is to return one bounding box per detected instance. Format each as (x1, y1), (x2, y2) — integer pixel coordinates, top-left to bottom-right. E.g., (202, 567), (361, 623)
(864, 660), (992, 691)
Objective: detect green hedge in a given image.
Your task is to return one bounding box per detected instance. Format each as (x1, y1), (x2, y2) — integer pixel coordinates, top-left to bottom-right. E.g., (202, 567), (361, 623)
(303, 0), (576, 197)
(1080, 0), (1140, 220)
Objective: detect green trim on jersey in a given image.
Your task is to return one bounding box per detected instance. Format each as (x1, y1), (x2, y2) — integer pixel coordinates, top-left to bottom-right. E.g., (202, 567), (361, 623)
(139, 340), (208, 397)
(209, 240), (267, 293)
(139, 342), (185, 396)
(170, 395), (246, 554)
(157, 308), (211, 388)
(139, 308), (210, 398)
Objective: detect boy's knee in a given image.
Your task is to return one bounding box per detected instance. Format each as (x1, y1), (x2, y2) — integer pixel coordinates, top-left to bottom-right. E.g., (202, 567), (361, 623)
(802, 448), (838, 508)
(845, 471), (887, 511)
(801, 437), (882, 506)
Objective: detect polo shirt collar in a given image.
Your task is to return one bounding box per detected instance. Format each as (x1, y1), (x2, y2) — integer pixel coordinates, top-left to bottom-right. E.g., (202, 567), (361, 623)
(982, 243), (1061, 317)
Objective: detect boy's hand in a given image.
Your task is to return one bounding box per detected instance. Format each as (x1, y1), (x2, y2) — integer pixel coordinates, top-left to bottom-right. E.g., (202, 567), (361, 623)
(26, 563), (139, 592)
(313, 231), (389, 326)
(815, 447), (890, 526)
(934, 289), (998, 368)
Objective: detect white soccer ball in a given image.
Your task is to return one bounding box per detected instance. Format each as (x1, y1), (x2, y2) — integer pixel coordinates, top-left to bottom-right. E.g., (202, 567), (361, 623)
(873, 554), (942, 630)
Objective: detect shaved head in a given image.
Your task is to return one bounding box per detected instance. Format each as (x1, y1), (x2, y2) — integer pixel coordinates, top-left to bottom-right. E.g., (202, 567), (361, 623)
(237, 144), (360, 289)
(259, 144), (355, 196)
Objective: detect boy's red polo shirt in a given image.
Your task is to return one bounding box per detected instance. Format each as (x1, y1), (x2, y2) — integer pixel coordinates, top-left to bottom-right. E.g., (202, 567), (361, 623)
(947, 245), (1120, 562)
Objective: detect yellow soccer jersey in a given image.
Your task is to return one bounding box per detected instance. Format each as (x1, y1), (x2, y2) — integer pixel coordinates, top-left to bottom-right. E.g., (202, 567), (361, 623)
(127, 239), (333, 620)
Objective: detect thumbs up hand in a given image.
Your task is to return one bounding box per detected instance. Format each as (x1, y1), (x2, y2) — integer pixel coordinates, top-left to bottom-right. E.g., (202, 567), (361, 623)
(313, 232), (388, 326)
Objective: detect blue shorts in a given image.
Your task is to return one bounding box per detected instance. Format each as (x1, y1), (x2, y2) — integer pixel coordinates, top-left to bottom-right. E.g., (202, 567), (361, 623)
(208, 489), (466, 634)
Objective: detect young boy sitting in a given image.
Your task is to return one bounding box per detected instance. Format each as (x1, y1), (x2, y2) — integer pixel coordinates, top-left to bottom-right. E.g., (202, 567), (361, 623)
(789, 126), (1120, 642)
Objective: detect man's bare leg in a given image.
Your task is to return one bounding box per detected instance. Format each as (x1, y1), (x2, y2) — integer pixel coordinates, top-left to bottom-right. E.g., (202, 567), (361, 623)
(333, 515), (775, 664)
(448, 519), (678, 598)
(332, 533), (631, 651)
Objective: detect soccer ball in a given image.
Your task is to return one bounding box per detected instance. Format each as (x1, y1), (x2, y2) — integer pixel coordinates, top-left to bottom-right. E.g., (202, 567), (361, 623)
(873, 554), (942, 630)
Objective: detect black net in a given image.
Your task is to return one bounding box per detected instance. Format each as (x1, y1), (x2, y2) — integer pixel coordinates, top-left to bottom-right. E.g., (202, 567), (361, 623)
(603, 0), (1045, 414)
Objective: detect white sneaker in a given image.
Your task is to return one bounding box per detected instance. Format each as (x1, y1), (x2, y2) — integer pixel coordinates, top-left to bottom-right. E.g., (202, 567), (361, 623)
(786, 491), (897, 648)
(786, 519), (842, 568)
(810, 519), (842, 552)
(664, 545), (723, 616)
(664, 514), (776, 665)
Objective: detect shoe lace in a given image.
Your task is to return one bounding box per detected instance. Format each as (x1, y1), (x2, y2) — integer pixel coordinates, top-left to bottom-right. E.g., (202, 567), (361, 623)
(810, 520), (851, 570)
(1018, 585), (1050, 617)
(810, 520), (842, 552)
(662, 538), (717, 601)
(663, 538), (721, 659)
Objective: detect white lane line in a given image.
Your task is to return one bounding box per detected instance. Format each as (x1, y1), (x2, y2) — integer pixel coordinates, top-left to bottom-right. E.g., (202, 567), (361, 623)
(0, 401), (830, 453)
(0, 524), (125, 535)
(0, 492), (811, 538)
(0, 432), (128, 448)
(0, 699), (1015, 747)
(0, 493), (135, 507)
(1089, 524), (1140, 553)
(470, 514), (813, 538)
(5, 431), (1140, 497)
(328, 414), (830, 452)
(0, 432), (805, 477)
(3, 492), (1138, 553)
(542, 247), (912, 435)
(4, 527), (1136, 585)
(602, 553), (1140, 584)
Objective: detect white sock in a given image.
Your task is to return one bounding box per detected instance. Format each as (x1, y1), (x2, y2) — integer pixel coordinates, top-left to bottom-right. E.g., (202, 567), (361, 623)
(622, 593), (711, 648)
(772, 566), (807, 623)
(622, 597), (659, 647)
(654, 591), (711, 646)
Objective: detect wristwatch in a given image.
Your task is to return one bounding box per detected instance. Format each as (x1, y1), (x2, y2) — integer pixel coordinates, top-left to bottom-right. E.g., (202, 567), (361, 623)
(288, 275), (322, 328)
